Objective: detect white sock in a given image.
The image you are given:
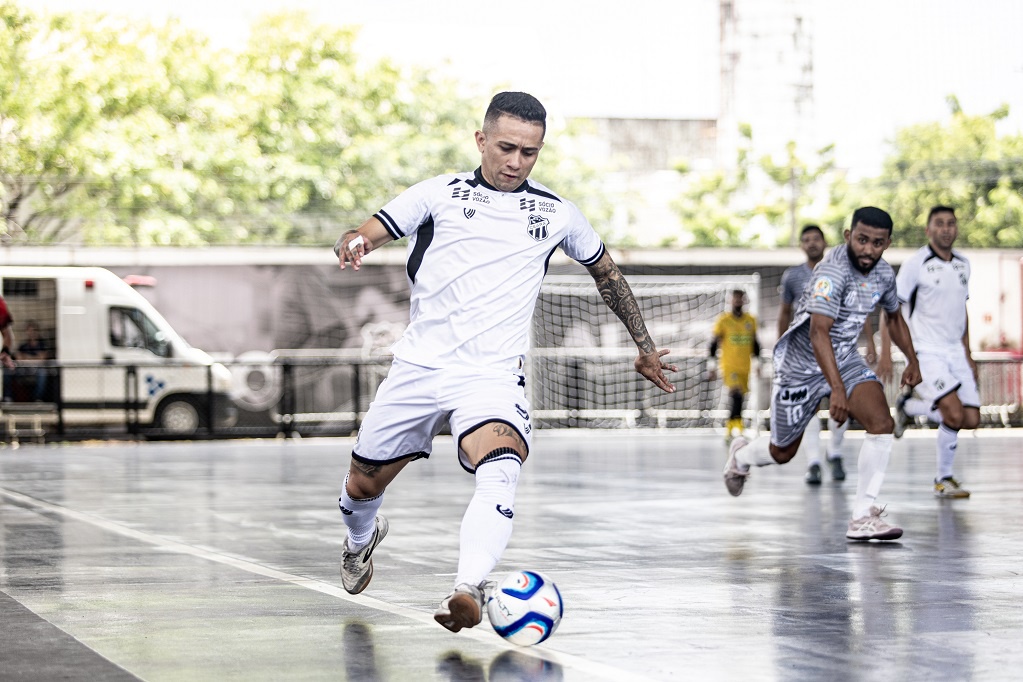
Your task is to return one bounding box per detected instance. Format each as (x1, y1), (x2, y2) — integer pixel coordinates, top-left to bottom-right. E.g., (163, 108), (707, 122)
(937, 424), (958, 480)
(904, 397), (929, 418)
(455, 453), (521, 587)
(803, 416), (821, 467)
(734, 436), (776, 470)
(339, 473), (384, 549)
(853, 434), (893, 520)
(827, 416), (848, 459)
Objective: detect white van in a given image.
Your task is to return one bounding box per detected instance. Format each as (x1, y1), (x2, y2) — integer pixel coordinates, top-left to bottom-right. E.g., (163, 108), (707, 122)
(1, 266), (236, 436)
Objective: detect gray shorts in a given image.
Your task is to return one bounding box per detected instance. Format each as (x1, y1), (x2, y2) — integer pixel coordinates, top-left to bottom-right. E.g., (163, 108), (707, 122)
(771, 356), (880, 448)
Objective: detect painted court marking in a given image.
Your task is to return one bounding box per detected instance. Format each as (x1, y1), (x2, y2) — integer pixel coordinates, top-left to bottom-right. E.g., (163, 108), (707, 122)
(0, 487), (655, 682)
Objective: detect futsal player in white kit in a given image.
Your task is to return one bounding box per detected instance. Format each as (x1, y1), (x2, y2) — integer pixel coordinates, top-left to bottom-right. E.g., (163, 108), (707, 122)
(333, 92), (677, 633)
(724, 207), (922, 541)
(881, 206), (978, 498)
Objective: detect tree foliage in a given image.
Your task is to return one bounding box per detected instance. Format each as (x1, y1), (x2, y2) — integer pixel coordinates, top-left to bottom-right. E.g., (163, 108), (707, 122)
(0, 5), (494, 246)
(869, 97), (1023, 247)
(673, 98), (1023, 248)
(672, 125), (838, 247)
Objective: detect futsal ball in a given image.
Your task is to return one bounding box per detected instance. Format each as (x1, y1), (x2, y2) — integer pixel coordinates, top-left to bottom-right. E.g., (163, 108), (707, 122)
(487, 570), (563, 646)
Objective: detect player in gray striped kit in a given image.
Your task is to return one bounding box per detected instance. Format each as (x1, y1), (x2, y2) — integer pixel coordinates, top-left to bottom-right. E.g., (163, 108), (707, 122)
(725, 207), (922, 541)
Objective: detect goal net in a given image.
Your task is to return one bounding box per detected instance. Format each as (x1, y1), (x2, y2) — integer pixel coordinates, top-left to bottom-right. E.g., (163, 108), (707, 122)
(529, 275), (761, 429)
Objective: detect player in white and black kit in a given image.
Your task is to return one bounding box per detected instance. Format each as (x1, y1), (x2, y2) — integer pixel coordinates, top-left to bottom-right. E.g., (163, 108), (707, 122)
(333, 92), (677, 633)
(881, 206), (978, 498)
(725, 207), (922, 541)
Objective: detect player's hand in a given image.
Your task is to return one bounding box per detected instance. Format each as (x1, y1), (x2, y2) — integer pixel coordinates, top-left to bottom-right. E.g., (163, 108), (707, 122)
(0, 351), (14, 370)
(875, 354), (893, 383)
(828, 391), (849, 425)
(901, 360), (922, 389)
(335, 232), (369, 271)
(706, 368), (717, 382)
(636, 348), (676, 393)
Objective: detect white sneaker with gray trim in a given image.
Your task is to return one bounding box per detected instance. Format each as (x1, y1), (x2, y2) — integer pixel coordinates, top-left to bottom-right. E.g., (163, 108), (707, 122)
(340, 515), (389, 594)
(434, 581), (493, 633)
(723, 436), (751, 497)
(846, 506), (903, 541)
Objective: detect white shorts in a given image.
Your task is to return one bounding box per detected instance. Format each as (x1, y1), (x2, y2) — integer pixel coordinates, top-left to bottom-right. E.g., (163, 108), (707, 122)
(352, 359), (533, 473)
(915, 348), (980, 410)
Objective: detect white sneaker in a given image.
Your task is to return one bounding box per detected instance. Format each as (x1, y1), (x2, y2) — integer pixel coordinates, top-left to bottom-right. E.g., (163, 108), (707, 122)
(434, 581), (492, 633)
(934, 476), (971, 499)
(846, 506), (903, 541)
(892, 392), (911, 439)
(723, 436), (750, 497)
(340, 515), (389, 594)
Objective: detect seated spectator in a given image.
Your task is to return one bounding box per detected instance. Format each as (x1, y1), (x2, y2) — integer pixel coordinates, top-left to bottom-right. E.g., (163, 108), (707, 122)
(3, 320), (51, 401)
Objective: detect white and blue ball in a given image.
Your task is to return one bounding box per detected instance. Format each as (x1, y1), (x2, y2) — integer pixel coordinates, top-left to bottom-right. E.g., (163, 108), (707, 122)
(487, 570), (563, 646)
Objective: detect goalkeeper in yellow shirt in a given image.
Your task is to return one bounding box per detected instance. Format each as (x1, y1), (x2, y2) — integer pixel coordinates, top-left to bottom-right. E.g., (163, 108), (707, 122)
(709, 289), (761, 442)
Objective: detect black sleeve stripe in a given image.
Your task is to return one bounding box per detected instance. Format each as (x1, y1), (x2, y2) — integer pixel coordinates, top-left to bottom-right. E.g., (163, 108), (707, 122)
(525, 185), (562, 202)
(375, 210), (404, 240)
(406, 216), (435, 284)
(542, 245), (559, 275)
(577, 242), (606, 267)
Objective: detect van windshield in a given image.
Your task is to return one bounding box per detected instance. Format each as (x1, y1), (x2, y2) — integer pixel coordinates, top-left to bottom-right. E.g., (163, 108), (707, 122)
(109, 307), (171, 358)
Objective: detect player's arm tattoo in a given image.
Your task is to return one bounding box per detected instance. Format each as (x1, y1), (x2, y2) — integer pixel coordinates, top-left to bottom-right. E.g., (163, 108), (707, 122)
(352, 458), (384, 478)
(587, 255), (656, 354)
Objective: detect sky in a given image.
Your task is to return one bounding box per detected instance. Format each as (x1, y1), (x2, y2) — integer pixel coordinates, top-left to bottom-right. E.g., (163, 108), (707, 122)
(26, 0), (1023, 177)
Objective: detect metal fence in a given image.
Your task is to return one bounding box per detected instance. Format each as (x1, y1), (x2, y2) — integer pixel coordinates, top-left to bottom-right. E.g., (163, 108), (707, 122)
(2, 351), (1020, 443)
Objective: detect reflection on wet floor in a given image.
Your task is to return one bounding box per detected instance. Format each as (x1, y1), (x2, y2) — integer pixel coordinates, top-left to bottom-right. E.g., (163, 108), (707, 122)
(2, 430), (1022, 681)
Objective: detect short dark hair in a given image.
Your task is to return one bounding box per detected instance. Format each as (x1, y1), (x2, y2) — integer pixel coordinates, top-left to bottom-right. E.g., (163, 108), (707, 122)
(800, 224), (824, 239)
(927, 205), (956, 223)
(731, 289), (745, 297)
(483, 92), (547, 135)
(850, 206), (893, 235)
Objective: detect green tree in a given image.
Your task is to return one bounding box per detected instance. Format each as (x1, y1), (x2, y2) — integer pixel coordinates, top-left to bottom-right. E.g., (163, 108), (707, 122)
(869, 97), (1023, 247)
(758, 141), (837, 246)
(671, 124), (754, 247)
(672, 125), (842, 247)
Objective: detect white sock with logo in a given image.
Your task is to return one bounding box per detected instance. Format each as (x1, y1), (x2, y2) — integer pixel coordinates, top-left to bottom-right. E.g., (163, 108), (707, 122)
(826, 416), (849, 459)
(455, 451), (521, 587)
(937, 424), (959, 480)
(339, 473), (384, 550)
(803, 416), (821, 467)
(852, 434), (893, 520)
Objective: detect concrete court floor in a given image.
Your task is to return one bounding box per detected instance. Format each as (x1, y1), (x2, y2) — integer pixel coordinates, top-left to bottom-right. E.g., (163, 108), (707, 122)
(1, 428), (1021, 682)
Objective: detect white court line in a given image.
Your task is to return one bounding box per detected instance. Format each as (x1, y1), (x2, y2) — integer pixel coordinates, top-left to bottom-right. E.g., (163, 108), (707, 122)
(0, 487), (655, 682)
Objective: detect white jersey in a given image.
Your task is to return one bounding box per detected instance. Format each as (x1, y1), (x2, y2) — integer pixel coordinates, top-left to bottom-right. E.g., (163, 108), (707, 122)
(375, 168), (605, 371)
(895, 246), (970, 353)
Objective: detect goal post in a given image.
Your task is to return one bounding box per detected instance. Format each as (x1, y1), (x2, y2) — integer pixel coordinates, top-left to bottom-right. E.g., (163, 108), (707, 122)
(529, 274), (762, 430)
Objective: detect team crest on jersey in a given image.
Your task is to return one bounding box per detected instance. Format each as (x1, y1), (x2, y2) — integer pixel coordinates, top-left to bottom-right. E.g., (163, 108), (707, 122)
(527, 214), (550, 241)
(812, 277), (833, 302)
(464, 208), (476, 219)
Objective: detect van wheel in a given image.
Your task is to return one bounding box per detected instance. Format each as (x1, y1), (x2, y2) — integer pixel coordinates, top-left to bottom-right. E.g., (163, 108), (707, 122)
(157, 397), (202, 436)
